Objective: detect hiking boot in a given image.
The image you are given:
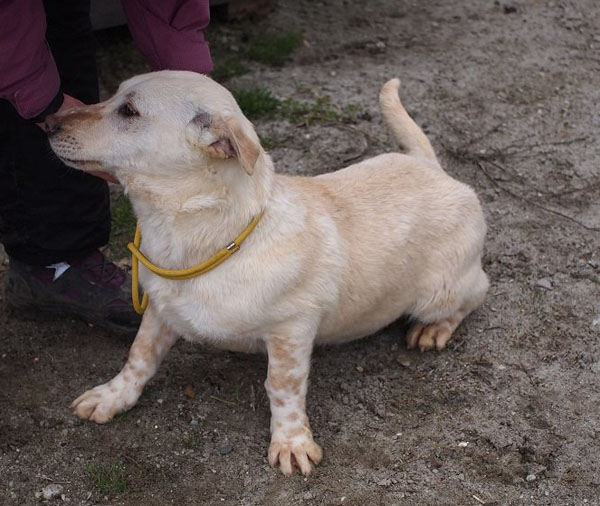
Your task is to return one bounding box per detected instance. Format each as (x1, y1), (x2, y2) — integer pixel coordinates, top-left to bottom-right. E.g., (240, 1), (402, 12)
(3, 250), (141, 336)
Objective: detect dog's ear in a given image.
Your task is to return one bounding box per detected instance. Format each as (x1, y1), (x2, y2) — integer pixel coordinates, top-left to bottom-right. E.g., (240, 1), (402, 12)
(187, 109), (262, 176)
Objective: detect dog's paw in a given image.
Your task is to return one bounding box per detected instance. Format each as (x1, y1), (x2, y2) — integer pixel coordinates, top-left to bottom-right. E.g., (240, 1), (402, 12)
(268, 435), (323, 476)
(406, 321), (455, 352)
(71, 381), (138, 424)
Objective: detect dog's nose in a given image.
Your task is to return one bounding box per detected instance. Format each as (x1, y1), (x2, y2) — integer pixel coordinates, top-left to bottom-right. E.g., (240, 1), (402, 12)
(45, 114), (61, 136)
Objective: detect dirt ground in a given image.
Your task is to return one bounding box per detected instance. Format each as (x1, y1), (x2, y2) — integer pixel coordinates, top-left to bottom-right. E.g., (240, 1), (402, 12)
(1, 0), (599, 505)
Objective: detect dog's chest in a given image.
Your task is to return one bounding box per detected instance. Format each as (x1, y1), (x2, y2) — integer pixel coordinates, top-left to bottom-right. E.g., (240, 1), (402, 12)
(145, 275), (255, 340)
(139, 253), (302, 343)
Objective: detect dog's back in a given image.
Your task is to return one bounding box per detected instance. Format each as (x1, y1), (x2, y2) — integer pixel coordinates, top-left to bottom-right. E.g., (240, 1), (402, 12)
(298, 80), (487, 343)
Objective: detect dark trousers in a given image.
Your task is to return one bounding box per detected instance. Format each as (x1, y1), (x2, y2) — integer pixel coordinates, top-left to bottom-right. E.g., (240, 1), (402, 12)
(0, 0), (110, 266)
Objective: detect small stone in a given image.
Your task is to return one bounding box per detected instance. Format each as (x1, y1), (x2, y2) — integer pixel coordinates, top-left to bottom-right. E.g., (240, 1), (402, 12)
(535, 278), (553, 290)
(526, 473), (536, 481)
(398, 359), (411, 368)
(458, 441), (469, 447)
(356, 366), (364, 373)
(39, 484), (64, 500)
(219, 442), (234, 455)
(303, 491), (314, 500)
(377, 478), (391, 487)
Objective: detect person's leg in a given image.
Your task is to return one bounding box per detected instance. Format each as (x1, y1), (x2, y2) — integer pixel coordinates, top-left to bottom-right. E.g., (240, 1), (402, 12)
(0, 0), (140, 333)
(1, 0), (109, 265)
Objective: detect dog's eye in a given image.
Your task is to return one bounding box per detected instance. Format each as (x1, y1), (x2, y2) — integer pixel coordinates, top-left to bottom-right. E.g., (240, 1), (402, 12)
(118, 102), (139, 117)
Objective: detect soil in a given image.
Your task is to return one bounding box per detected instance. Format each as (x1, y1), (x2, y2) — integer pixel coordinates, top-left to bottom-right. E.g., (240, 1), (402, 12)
(1, 1), (599, 505)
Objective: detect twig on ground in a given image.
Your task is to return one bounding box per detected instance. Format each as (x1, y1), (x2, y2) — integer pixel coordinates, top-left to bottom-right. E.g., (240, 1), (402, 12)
(485, 159), (545, 194)
(249, 384), (256, 412)
(39, 475), (71, 484)
(456, 122), (504, 150)
(502, 135), (588, 155)
(477, 161), (600, 232)
(514, 360), (537, 388)
(326, 122), (370, 164)
(210, 395), (237, 406)
(122, 454), (143, 469)
(446, 134), (589, 167)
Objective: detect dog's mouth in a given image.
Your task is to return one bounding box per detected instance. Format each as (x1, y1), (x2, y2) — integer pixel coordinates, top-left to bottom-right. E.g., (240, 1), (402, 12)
(58, 156), (120, 184)
(59, 155), (104, 169)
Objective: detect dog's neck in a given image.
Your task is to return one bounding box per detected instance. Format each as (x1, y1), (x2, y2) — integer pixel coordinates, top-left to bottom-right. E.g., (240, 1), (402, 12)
(123, 157), (274, 268)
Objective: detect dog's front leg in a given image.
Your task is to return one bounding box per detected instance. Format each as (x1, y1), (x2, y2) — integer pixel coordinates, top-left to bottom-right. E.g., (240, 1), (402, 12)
(71, 304), (178, 424)
(265, 330), (322, 476)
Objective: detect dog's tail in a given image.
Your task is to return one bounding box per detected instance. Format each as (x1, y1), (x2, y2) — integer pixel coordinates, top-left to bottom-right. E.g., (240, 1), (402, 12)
(379, 78), (441, 168)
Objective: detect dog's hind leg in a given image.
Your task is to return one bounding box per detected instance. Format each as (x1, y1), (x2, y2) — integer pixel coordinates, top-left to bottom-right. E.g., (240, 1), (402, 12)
(407, 265), (488, 352)
(71, 304), (178, 423)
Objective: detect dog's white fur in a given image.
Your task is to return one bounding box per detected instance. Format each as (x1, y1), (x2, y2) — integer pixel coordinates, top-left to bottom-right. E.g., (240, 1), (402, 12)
(49, 71), (488, 476)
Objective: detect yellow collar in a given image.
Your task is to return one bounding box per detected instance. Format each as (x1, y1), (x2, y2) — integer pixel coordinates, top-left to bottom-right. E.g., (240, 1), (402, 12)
(127, 211), (264, 314)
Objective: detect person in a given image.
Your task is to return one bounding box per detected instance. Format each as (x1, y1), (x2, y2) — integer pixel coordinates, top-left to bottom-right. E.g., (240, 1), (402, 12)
(0, 0), (213, 334)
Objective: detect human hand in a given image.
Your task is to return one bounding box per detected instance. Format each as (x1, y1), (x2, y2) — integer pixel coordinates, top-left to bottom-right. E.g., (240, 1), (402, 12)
(36, 93), (83, 130)
(40, 94), (120, 184)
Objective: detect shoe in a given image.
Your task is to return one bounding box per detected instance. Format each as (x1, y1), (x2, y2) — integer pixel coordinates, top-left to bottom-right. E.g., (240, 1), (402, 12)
(3, 250), (141, 336)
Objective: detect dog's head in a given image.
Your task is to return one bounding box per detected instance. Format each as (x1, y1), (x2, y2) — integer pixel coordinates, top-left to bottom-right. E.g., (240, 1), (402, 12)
(47, 71), (265, 187)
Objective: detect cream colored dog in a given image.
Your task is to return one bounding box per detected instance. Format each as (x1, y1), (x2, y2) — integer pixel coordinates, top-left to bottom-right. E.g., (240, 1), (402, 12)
(48, 71), (488, 476)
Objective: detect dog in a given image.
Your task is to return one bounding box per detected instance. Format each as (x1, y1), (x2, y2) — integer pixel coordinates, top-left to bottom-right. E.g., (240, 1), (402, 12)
(47, 71), (488, 476)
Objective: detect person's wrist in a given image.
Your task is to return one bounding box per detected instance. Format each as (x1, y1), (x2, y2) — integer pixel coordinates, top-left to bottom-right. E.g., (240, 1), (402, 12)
(31, 88), (64, 125)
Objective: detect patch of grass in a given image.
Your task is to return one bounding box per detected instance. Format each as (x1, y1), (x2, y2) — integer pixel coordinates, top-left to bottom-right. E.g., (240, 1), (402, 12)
(280, 96), (342, 125)
(109, 195), (136, 257)
(259, 135), (281, 151)
(245, 31), (303, 66)
(282, 97), (363, 125)
(212, 57), (249, 82)
(233, 87), (364, 126)
(232, 87), (281, 119)
(84, 460), (128, 495)
(111, 195), (135, 231)
(185, 436), (204, 451)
